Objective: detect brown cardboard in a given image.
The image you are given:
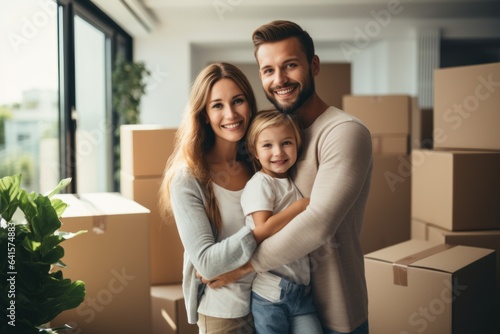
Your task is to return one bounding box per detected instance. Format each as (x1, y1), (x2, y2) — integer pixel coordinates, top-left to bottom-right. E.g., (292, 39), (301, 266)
(411, 96), (433, 149)
(411, 149), (500, 231)
(120, 125), (177, 177)
(51, 193), (151, 334)
(151, 285), (198, 334)
(342, 95), (411, 135)
(411, 219), (500, 300)
(371, 135), (408, 154)
(365, 239), (496, 334)
(434, 62), (500, 151)
(361, 155), (411, 254)
(315, 62), (351, 109)
(121, 172), (184, 285)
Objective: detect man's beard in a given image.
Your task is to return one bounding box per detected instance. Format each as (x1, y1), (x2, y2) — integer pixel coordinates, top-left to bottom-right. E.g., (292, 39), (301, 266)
(266, 70), (315, 115)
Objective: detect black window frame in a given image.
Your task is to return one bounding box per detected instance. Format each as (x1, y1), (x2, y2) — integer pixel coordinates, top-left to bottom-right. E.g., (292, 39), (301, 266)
(57, 0), (132, 193)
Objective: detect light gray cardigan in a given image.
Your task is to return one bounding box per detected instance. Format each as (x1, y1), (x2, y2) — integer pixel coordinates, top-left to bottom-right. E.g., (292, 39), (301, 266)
(169, 166), (257, 324)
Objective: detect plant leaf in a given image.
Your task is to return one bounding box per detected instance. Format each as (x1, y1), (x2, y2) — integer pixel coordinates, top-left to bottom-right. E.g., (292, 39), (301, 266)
(44, 178), (72, 198)
(51, 198), (68, 218)
(54, 229), (87, 240)
(0, 174), (21, 221)
(31, 196), (61, 240)
(40, 245), (64, 265)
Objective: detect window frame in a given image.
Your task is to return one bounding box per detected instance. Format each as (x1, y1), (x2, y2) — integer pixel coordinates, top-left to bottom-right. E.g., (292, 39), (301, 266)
(57, 0), (132, 193)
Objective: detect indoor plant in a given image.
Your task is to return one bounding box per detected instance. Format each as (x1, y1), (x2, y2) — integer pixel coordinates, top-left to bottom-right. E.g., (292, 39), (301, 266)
(111, 54), (151, 188)
(0, 174), (86, 333)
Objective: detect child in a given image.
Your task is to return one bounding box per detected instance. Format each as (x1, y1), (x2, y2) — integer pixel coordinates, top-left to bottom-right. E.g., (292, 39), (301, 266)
(241, 109), (322, 334)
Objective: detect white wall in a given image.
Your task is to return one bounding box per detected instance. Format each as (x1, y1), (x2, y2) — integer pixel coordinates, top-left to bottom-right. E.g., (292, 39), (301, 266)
(135, 16), (500, 126)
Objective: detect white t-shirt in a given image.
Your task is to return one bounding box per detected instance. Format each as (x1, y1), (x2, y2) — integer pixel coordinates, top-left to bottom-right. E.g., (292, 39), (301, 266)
(197, 183), (255, 318)
(241, 171), (310, 302)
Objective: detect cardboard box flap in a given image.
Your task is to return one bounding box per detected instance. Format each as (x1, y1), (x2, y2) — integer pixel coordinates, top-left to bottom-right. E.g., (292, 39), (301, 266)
(78, 192), (150, 215)
(53, 194), (93, 217)
(412, 244), (495, 273)
(366, 240), (496, 287)
(55, 193), (150, 217)
(364, 239), (439, 263)
(366, 240), (495, 270)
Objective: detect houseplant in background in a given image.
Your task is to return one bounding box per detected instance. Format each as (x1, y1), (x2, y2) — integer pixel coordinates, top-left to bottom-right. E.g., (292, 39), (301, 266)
(0, 174), (86, 333)
(111, 54), (151, 187)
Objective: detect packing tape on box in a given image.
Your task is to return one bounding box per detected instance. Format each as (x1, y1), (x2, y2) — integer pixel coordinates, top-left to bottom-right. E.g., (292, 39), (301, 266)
(393, 243), (456, 287)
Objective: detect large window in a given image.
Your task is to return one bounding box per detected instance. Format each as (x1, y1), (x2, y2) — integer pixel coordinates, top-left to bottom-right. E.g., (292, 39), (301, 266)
(0, 1), (60, 193)
(0, 0), (132, 193)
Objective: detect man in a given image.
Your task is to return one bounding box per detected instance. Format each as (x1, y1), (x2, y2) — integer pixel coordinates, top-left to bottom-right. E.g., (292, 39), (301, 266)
(207, 20), (373, 334)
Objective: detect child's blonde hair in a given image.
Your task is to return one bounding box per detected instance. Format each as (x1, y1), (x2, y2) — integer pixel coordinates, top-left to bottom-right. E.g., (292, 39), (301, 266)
(245, 109), (303, 172)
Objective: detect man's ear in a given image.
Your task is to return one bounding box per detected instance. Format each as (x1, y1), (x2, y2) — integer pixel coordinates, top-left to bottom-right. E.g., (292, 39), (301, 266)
(311, 55), (320, 76)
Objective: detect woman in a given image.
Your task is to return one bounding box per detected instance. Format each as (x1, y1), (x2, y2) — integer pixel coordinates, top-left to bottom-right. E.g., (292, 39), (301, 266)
(159, 62), (261, 333)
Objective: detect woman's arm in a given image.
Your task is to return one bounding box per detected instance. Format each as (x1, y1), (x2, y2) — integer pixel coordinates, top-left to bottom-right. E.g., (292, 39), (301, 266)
(170, 168), (257, 280)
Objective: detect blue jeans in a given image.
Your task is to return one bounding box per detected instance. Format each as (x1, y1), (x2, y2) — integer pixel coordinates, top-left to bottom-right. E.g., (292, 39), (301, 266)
(251, 277), (322, 334)
(323, 321), (369, 334)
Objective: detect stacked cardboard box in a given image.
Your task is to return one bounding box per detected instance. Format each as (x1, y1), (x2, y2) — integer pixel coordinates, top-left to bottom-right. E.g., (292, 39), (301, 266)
(120, 125), (191, 333)
(120, 124), (183, 285)
(361, 63), (500, 333)
(51, 193), (152, 333)
(343, 95), (413, 253)
(409, 62), (500, 333)
(343, 95), (411, 155)
(365, 239), (496, 333)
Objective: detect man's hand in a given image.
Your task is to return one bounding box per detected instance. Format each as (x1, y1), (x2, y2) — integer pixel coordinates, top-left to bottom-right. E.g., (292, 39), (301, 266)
(196, 262), (255, 289)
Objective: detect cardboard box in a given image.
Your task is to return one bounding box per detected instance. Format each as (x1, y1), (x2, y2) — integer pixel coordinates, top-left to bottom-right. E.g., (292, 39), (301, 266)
(343, 95), (411, 135)
(410, 96), (433, 149)
(361, 155), (411, 254)
(411, 149), (500, 231)
(371, 135), (409, 154)
(121, 172), (184, 285)
(315, 62), (351, 109)
(151, 284), (198, 334)
(411, 219), (500, 332)
(51, 193), (151, 334)
(120, 125), (177, 177)
(365, 240), (496, 334)
(412, 220), (500, 292)
(434, 62), (500, 151)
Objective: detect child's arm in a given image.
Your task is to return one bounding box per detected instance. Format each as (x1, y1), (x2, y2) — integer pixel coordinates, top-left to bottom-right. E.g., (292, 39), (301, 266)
(252, 197), (309, 244)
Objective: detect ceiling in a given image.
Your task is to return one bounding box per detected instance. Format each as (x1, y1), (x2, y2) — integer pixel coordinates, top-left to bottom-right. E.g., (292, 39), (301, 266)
(91, 0), (500, 36)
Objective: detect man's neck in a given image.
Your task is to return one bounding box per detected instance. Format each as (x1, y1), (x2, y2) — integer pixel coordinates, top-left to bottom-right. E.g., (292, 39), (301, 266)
(296, 93), (329, 128)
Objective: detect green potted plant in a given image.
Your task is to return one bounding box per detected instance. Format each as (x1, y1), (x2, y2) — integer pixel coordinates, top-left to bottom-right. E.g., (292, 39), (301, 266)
(111, 54), (151, 187)
(0, 174), (86, 333)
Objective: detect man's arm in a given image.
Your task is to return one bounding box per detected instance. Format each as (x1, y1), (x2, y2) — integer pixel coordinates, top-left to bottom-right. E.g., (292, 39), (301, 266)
(251, 121), (373, 272)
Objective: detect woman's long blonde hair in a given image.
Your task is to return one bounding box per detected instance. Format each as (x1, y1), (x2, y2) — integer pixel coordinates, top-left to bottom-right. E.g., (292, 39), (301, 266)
(159, 62), (257, 234)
